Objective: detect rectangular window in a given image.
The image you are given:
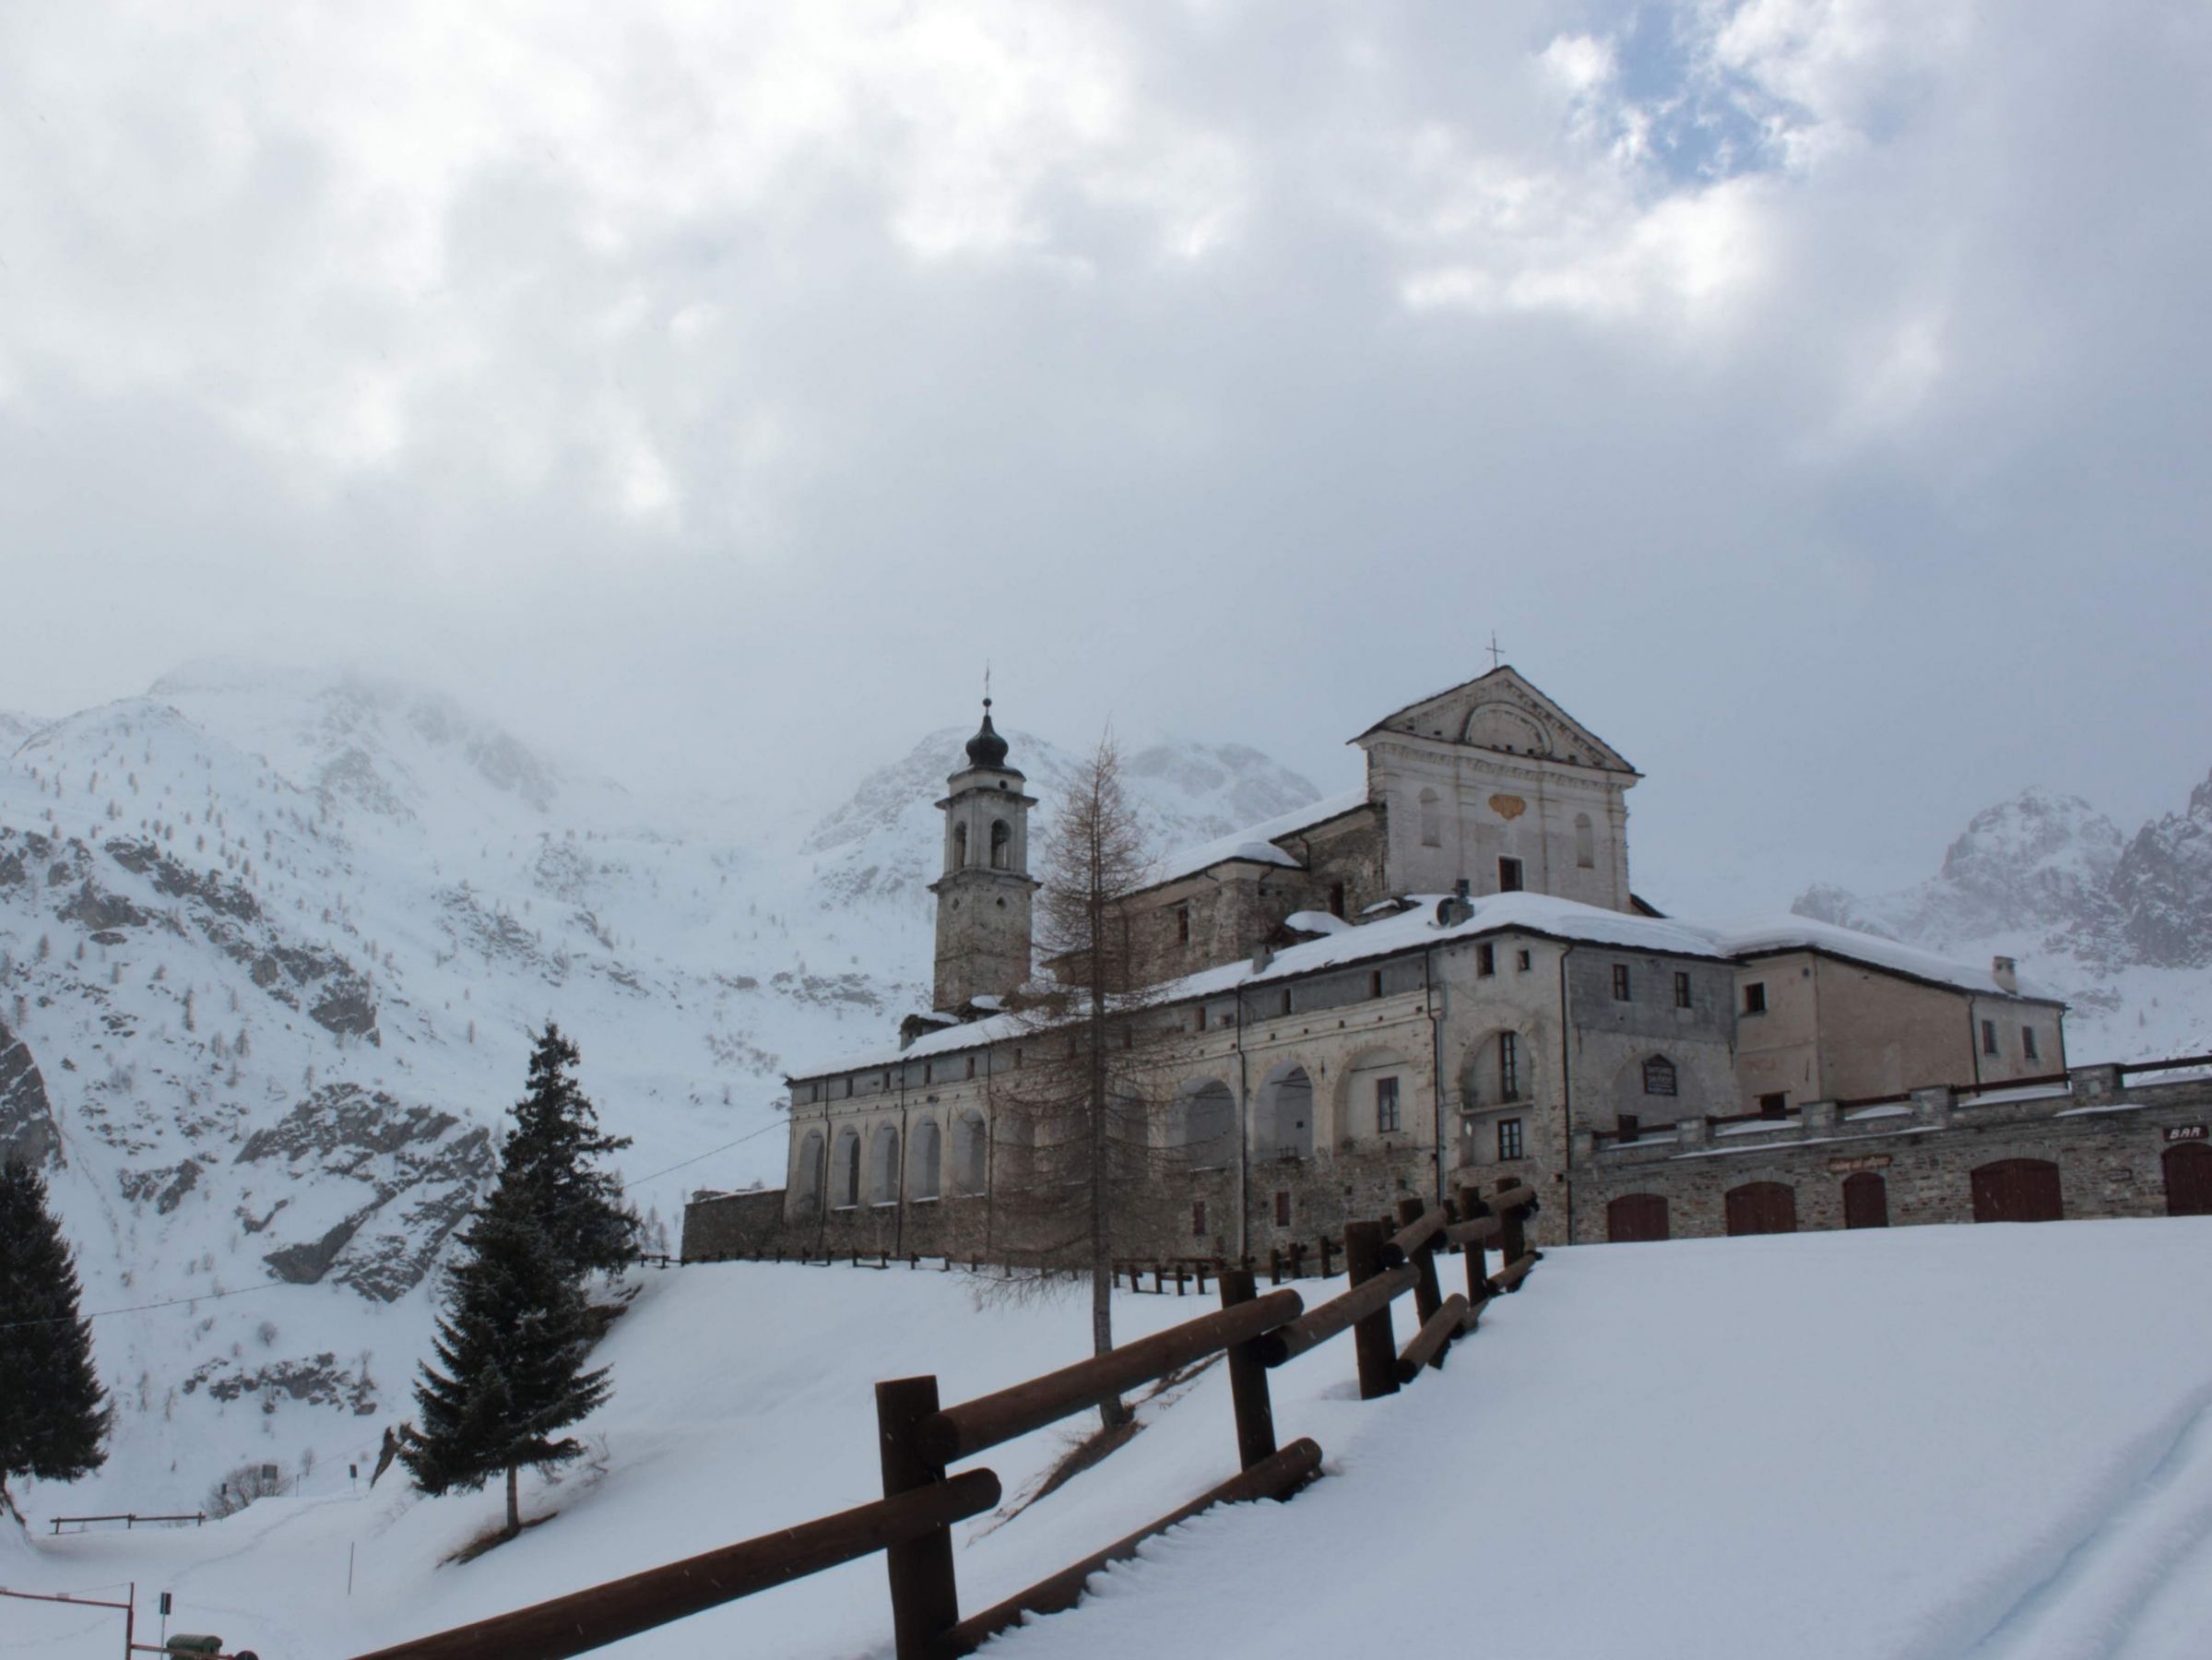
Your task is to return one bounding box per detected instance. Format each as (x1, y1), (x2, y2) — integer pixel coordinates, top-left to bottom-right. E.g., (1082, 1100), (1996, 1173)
(1612, 964), (1632, 1002)
(1195, 1004), (1207, 1032)
(1516, 948), (1532, 972)
(1498, 857), (1524, 893)
(1280, 989), (1293, 1017)
(1498, 1032), (1520, 1100)
(1981, 1019), (1999, 1057)
(1191, 1200), (1208, 1238)
(1616, 1113), (1639, 1144)
(1758, 1092), (1788, 1118)
(1013, 1049), (1024, 1070)
(964, 1055), (976, 1080)
(1743, 981), (1767, 1015)
(1329, 882), (1347, 918)
(2023, 1026), (2040, 1061)
(1376, 1075), (1402, 1133)
(1274, 1190), (1292, 1227)
(1176, 904), (1191, 945)
(923, 1062), (933, 1085)
(1476, 943), (1496, 977)
(1369, 968), (1384, 999)
(1496, 1117), (1524, 1161)
(1674, 971), (1693, 1009)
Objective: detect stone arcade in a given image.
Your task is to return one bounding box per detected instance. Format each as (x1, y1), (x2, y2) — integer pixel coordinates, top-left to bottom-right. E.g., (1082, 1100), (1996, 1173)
(685, 668), (2212, 1263)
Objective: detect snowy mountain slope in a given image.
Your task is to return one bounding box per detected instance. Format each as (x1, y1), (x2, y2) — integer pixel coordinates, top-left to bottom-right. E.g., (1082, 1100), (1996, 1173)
(1795, 776), (2212, 1060)
(10, 1223), (2212, 1659)
(800, 723), (1319, 930)
(0, 710), (48, 755)
(0, 666), (1323, 1517)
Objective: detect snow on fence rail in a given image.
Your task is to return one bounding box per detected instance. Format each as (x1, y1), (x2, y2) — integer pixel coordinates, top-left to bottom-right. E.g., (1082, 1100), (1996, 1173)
(345, 1185), (1543, 1660)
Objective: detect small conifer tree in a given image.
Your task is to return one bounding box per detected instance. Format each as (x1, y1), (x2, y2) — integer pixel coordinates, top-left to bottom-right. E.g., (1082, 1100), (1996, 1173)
(400, 1187), (610, 1537)
(500, 1024), (639, 1280)
(0, 1158), (110, 1522)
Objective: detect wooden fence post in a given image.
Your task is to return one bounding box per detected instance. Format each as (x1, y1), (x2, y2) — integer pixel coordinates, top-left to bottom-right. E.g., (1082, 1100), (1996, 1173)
(1319, 1236), (1334, 1278)
(1217, 1268), (1279, 1471)
(1458, 1186), (1493, 1306)
(876, 1376), (962, 1660)
(1288, 1240), (1306, 1280)
(1498, 1197), (1527, 1267)
(1396, 1197), (1442, 1332)
(1342, 1220), (1400, 1400)
(1269, 1245), (1283, 1286)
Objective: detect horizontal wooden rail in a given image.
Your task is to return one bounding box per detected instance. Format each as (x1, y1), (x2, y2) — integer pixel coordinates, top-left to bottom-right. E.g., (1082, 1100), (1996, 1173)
(918, 1289), (1305, 1464)
(1395, 1294), (1470, 1382)
(2121, 1055), (2212, 1077)
(1489, 1254), (1537, 1296)
(1256, 1263), (1417, 1368)
(1464, 1182), (1535, 1217)
(1383, 1204), (1448, 1263)
(1442, 1214), (1500, 1250)
(935, 1439), (1323, 1656)
(49, 1510), (206, 1532)
(347, 1470), (1002, 1660)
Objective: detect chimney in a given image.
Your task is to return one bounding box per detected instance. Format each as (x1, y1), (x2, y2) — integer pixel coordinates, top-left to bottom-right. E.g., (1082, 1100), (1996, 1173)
(1991, 955), (2018, 994)
(1251, 943), (1274, 974)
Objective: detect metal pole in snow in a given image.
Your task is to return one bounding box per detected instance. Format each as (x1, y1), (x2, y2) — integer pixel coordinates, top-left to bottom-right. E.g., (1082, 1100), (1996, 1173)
(349, 1542), (357, 1595)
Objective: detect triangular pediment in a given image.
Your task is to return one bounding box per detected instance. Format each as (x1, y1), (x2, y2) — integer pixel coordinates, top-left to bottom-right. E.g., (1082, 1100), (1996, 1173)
(1353, 666), (1638, 775)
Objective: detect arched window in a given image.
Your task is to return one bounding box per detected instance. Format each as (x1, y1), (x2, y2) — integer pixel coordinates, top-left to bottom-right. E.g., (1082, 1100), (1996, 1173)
(952, 1110), (988, 1195)
(796, 1130), (825, 1216)
(952, 821), (968, 869)
(1641, 1055), (1677, 1097)
(1419, 788), (1443, 848)
(989, 819), (1011, 871)
(833, 1128), (860, 1209)
(868, 1124), (901, 1204)
(911, 1120), (942, 1201)
(1258, 1064), (1313, 1161)
(1171, 1080), (1236, 1169)
(1575, 812), (1595, 870)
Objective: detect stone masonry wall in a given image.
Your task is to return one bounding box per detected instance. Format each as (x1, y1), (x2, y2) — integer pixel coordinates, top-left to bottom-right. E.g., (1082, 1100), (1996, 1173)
(1568, 1068), (2212, 1242)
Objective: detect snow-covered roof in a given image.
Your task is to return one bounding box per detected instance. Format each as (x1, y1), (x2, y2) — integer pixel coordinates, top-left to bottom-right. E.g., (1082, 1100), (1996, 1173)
(1142, 789), (1371, 890)
(1688, 914), (2064, 1002)
(790, 890), (1728, 1079)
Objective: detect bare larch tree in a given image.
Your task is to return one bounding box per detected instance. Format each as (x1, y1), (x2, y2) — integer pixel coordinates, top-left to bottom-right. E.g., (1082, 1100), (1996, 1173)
(990, 732), (1177, 1431)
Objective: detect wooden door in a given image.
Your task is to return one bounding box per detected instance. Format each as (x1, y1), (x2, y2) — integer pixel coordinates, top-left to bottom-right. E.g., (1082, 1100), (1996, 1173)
(1724, 1181), (1797, 1236)
(1841, 1172), (1888, 1229)
(1607, 1193), (1669, 1243)
(1970, 1158), (2063, 1223)
(2165, 1144), (2212, 1216)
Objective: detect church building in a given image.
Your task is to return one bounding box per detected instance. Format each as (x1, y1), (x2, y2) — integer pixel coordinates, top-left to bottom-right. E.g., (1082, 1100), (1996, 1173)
(682, 668), (2209, 1265)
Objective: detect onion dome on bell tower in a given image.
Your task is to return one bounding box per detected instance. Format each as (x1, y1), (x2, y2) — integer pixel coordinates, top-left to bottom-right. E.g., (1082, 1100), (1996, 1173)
(965, 698), (1011, 770)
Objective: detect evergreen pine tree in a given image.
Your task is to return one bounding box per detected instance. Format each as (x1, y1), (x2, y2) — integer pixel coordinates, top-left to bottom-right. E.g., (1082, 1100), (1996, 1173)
(499, 1024), (639, 1279)
(0, 1158), (110, 1522)
(399, 1185), (610, 1537)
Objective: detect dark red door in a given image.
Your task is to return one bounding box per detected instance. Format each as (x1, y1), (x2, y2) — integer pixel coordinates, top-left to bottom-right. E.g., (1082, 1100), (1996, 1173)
(1607, 1193), (1669, 1242)
(2165, 1144), (2212, 1216)
(1841, 1172), (1888, 1229)
(1725, 1181), (1797, 1236)
(1971, 1159), (2063, 1223)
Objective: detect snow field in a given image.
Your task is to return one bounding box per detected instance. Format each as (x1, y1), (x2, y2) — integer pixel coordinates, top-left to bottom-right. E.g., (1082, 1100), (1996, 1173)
(10, 1217), (2212, 1659)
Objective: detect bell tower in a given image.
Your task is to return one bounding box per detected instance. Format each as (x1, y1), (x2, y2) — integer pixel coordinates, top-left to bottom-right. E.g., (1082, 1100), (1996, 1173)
(929, 698), (1039, 1014)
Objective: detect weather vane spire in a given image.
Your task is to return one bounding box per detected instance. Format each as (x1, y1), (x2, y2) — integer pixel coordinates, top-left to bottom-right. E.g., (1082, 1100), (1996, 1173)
(983, 660), (992, 710)
(1487, 631), (1504, 671)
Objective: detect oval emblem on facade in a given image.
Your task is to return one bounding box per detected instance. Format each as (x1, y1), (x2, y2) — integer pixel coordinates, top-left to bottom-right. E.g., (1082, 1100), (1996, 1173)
(1488, 794), (1527, 821)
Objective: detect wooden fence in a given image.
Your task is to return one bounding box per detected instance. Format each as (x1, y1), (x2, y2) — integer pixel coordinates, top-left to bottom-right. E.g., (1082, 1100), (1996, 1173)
(348, 1182), (1541, 1660)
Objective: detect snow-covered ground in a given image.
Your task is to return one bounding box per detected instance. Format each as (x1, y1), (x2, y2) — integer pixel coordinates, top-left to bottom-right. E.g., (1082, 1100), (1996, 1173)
(8, 1219), (2211, 1659)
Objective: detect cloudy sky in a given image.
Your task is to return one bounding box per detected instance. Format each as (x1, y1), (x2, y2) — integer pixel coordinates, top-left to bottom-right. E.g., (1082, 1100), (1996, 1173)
(2, 0), (2206, 907)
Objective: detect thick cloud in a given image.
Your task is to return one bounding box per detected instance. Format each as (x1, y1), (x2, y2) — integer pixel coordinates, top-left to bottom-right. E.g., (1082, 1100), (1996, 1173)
(1, 0), (2205, 908)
